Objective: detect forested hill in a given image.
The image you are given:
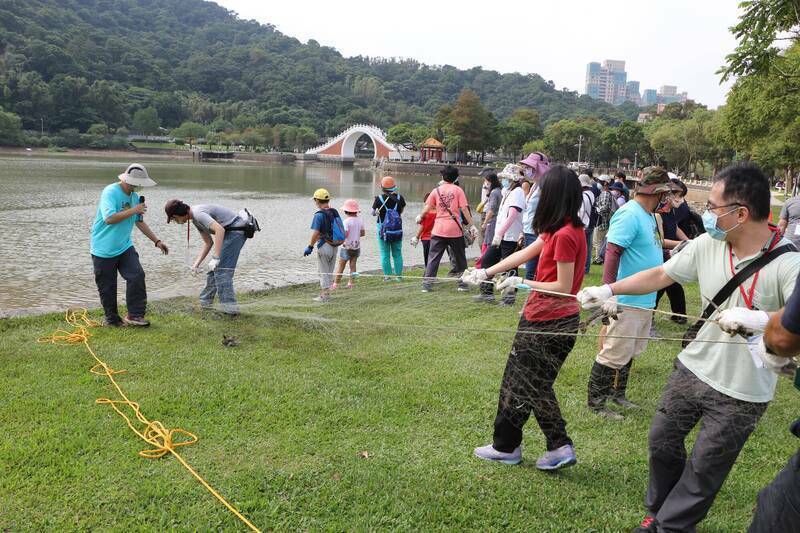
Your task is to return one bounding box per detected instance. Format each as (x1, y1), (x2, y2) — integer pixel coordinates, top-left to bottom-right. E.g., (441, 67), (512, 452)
(0, 0), (638, 135)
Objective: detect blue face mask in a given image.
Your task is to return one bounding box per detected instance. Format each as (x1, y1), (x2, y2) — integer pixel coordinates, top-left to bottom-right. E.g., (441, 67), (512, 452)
(702, 207), (740, 241)
(501, 179), (510, 189)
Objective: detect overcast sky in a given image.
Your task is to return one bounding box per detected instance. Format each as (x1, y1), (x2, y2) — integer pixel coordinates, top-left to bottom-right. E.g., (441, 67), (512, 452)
(215, 0), (741, 109)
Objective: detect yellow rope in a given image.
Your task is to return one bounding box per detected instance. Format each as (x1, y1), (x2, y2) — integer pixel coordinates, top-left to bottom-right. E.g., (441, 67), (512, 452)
(37, 308), (261, 532)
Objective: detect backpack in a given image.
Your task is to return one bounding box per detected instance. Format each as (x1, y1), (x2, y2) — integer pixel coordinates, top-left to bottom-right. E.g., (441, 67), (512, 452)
(378, 194), (403, 242)
(318, 208), (346, 246)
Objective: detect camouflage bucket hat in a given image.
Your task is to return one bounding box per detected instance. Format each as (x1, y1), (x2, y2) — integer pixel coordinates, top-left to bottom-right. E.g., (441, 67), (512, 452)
(636, 166), (678, 194)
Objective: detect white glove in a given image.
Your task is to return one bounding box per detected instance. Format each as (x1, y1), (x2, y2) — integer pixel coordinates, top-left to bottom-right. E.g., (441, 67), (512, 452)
(415, 214), (423, 224)
(189, 266), (202, 276)
(576, 284), (614, 309)
(491, 233), (502, 247)
(469, 225), (479, 240)
(747, 335), (798, 376)
(717, 307), (769, 336)
(208, 256), (220, 272)
(496, 275), (524, 296)
(601, 296), (619, 316)
(410, 236), (419, 247)
(460, 267), (488, 285)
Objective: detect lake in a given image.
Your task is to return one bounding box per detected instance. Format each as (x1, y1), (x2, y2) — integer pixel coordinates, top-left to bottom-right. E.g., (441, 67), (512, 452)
(0, 155), (483, 316)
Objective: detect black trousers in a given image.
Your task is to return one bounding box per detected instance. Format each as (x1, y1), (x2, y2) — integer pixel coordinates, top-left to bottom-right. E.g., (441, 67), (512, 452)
(422, 239), (430, 267)
(748, 419), (800, 533)
(479, 240), (518, 297)
(91, 246), (147, 322)
(646, 360), (768, 532)
(656, 282), (687, 317)
(423, 236), (467, 281)
(493, 314), (579, 453)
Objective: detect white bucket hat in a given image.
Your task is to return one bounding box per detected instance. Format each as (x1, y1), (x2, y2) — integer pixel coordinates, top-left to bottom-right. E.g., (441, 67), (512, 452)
(578, 173), (593, 187)
(118, 163), (157, 187)
(498, 163), (523, 181)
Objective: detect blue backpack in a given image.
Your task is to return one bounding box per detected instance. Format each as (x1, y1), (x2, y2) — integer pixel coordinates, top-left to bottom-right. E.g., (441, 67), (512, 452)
(379, 194), (403, 242)
(318, 208), (346, 246)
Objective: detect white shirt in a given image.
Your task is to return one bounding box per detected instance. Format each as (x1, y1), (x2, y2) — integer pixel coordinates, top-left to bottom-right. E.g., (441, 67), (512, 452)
(496, 186), (526, 242)
(664, 233), (800, 402)
(578, 190), (595, 226)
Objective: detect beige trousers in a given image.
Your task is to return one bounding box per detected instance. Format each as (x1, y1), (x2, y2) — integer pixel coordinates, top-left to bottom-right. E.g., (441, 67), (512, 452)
(596, 308), (653, 369)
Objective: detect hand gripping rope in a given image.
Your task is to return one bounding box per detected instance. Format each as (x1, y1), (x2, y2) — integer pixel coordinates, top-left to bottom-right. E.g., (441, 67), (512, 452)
(37, 308), (261, 532)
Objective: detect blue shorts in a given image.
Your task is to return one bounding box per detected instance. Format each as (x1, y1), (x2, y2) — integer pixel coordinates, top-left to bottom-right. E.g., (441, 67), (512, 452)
(339, 247), (360, 260)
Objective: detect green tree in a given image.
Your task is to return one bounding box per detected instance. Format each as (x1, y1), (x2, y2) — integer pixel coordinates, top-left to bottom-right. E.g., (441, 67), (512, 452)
(132, 106), (160, 135)
(171, 121), (208, 143)
(0, 107), (24, 146)
(720, 0), (800, 81)
(445, 89), (491, 154)
(501, 108), (543, 159)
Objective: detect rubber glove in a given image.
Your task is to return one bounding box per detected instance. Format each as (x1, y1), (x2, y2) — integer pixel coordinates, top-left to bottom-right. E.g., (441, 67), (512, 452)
(410, 236), (419, 247)
(601, 296), (619, 317)
(496, 275), (524, 296)
(576, 284), (614, 309)
(469, 225), (479, 240)
(461, 267), (488, 285)
(747, 335), (798, 376)
(208, 256), (220, 271)
(491, 233), (502, 247)
(717, 307), (769, 336)
(303, 246), (313, 257)
(415, 214), (423, 224)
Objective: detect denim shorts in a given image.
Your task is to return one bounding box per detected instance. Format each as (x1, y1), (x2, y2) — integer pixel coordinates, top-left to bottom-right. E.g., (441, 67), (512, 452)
(339, 247), (360, 260)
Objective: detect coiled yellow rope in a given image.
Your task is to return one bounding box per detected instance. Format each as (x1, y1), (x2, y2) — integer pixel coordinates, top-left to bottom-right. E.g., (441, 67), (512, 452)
(37, 308), (261, 532)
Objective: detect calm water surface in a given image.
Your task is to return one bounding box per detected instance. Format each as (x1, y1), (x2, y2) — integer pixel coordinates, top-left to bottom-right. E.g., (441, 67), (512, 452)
(0, 156), (483, 316)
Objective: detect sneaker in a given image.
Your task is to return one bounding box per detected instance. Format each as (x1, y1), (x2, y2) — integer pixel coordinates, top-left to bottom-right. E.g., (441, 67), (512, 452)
(383, 276), (391, 282)
(312, 295), (330, 303)
(421, 283), (432, 293)
(633, 515), (659, 532)
(473, 444), (522, 465)
(499, 298), (515, 307)
(102, 318), (124, 327)
(535, 444), (576, 471)
(331, 283), (338, 291)
(346, 281), (354, 289)
(457, 282), (470, 292)
(473, 294), (496, 304)
(123, 315), (150, 327)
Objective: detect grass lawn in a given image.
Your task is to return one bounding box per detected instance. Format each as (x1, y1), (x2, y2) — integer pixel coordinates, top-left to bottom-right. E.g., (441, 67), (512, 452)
(131, 142), (190, 150)
(2, 266), (798, 531)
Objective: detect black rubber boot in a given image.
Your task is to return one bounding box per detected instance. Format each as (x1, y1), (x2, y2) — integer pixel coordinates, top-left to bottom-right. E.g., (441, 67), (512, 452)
(588, 362), (624, 421)
(612, 360), (640, 410)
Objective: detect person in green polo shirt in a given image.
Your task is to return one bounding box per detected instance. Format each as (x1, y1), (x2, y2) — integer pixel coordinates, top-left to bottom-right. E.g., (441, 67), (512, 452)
(722, 271), (800, 532)
(90, 163), (168, 327)
(578, 164), (800, 533)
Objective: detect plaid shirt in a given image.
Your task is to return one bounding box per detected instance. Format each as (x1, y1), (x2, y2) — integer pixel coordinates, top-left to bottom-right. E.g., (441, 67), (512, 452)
(595, 190), (613, 231)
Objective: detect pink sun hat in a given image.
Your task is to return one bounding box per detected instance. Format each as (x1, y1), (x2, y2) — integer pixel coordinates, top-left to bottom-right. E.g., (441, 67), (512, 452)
(519, 152), (551, 179)
(342, 199), (360, 213)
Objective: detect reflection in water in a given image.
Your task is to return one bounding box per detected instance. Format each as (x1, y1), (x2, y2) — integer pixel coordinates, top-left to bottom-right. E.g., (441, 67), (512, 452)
(0, 156), (482, 316)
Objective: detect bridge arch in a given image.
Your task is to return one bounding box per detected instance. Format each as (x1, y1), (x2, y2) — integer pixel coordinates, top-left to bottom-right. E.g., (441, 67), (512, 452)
(306, 124), (395, 161)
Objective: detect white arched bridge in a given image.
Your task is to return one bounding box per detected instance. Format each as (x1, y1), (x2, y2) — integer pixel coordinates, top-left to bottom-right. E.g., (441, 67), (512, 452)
(305, 124), (398, 162)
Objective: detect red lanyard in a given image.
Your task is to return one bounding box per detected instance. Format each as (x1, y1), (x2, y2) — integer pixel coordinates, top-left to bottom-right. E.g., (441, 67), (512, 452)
(728, 229), (780, 309)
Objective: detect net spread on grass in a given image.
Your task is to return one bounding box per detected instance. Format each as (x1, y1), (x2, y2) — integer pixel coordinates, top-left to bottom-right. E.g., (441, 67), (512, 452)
(115, 257), (798, 470)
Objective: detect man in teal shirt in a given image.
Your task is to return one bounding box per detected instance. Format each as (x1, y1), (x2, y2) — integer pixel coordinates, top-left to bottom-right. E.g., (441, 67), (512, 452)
(91, 163), (168, 326)
(586, 167), (676, 420)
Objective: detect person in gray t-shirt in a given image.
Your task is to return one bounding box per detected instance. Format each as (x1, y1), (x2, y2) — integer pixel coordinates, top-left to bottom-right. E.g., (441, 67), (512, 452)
(164, 199), (247, 315)
(779, 196), (800, 247)
(482, 176), (503, 246)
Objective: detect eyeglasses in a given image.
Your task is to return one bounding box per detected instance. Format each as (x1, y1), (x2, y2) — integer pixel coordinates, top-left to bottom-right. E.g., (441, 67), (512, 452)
(705, 201), (742, 211)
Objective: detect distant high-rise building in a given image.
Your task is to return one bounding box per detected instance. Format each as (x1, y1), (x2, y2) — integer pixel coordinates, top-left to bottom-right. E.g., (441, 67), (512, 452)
(642, 89), (658, 107)
(626, 81), (641, 106)
(641, 85), (689, 106)
(585, 59), (629, 105)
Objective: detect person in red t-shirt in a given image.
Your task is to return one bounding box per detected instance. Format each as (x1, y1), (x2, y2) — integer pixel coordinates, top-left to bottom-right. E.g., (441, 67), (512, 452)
(461, 165), (587, 470)
(411, 192), (437, 266)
